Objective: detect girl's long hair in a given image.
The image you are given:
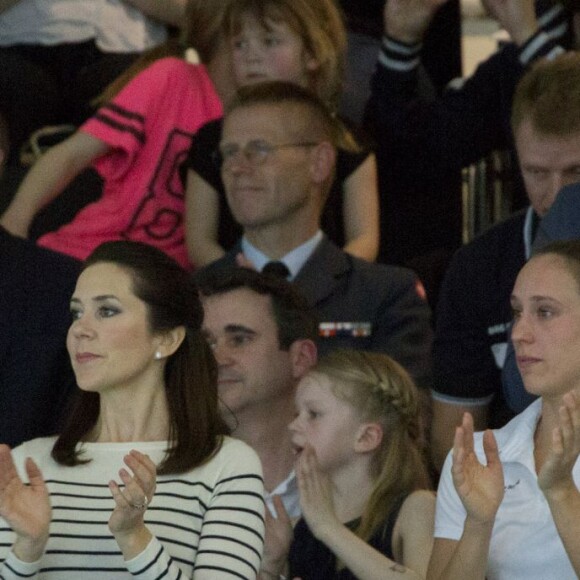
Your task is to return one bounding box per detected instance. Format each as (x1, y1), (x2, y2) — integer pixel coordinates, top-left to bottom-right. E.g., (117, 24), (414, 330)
(314, 350), (431, 542)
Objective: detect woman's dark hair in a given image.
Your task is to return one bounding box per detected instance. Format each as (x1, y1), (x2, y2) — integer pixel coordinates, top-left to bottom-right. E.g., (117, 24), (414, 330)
(52, 241), (229, 474)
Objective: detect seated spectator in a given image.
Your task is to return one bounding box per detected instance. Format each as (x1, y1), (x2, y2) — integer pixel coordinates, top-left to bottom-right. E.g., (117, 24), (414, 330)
(0, 0), (188, 163)
(365, 0), (574, 267)
(502, 181), (580, 414)
(184, 0), (380, 266)
(0, 0), (230, 269)
(0, 240), (265, 579)
(0, 226), (79, 447)
(196, 81), (433, 390)
(198, 267), (318, 518)
(260, 350), (434, 580)
(431, 52), (580, 471)
(429, 239), (580, 580)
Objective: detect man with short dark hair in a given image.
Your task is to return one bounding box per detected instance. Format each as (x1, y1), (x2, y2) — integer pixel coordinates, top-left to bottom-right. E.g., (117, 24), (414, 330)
(198, 267), (318, 517)
(199, 81), (433, 388)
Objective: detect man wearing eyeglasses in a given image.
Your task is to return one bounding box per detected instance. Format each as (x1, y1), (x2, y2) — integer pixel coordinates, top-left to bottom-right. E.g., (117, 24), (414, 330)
(196, 80), (433, 391)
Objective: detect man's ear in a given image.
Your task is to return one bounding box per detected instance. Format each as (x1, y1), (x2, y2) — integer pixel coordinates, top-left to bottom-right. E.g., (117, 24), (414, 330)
(309, 141), (336, 185)
(288, 339), (318, 379)
(354, 422), (383, 454)
(156, 326), (186, 359)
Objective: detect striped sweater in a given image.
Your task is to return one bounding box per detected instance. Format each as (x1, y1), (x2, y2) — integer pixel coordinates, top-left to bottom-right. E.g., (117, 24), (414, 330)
(0, 436), (264, 579)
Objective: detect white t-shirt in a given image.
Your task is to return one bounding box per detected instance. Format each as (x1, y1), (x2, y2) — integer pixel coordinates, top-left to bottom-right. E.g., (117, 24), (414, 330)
(436, 399), (580, 579)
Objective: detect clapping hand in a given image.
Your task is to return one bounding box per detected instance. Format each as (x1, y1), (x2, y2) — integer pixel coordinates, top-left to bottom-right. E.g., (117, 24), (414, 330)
(296, 445), (340, 540)
(108, 450), (156, 536)
(538, 391), (580, 499)
(0, 444), (51, 562)
(452, 413), (505, 526)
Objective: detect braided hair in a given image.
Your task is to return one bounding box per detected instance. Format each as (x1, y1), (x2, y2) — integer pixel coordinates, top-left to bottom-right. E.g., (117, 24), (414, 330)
(314, 349), (431, 543)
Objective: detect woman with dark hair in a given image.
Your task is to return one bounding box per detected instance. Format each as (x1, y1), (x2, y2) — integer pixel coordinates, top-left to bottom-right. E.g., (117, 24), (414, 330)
(429, 239), (580, 580)
(0, 241), (265, 579)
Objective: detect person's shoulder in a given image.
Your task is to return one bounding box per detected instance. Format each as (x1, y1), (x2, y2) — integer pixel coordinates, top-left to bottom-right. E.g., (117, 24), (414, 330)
(350, 252), (419, 288)
(456, 209), (527, 261)
(213, 436), (263, 472)
(129, 56), (210, 90)
(12, 437), (59, 469)
(389, 490), (435, 562)
(312, 240), (419, 296)
(442, 209), (527, 288)
(400, 489), (435, 520)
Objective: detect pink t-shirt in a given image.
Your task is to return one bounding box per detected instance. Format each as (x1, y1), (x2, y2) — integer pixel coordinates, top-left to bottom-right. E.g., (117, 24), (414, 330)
(38, 57), (223, 269)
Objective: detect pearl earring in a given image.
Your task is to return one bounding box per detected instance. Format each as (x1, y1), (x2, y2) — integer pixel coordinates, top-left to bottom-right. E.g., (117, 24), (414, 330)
(155, 351), (162, 360)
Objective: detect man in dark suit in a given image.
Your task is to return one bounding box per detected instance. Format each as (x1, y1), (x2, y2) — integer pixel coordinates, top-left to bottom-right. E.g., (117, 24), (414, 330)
(196, 81), (432, 387)
(0, 226), (80, 447)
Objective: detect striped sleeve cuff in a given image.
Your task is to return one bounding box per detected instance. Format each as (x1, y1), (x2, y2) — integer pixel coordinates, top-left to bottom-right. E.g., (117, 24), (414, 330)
(518, 30), (564, 66)
(2, 551), (41, 579)
(378, 34), (422, 73)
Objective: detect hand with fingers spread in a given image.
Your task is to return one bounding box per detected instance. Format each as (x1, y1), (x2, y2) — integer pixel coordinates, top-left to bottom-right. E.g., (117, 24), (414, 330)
(260, 495), (293, 580)
(108, 449), (157, 559)
(296, 445), (340, 541)
(538, 391), (580, 498)
(383, 0), (451, 45)
(451, 413), (505, 526)
(0, 444), (51, 562)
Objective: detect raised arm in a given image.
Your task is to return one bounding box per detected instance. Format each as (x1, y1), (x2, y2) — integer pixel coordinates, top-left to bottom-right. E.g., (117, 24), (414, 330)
(0, 132), (109, 238)
(366, 0), (563, 178)
(0, 445), (51, 578)
(184, 169), (226, 267)
(121, 0), (189, 28)
(428, 414), (504, 580)
(342, 153), (380, 262)
(538, 391), (580, 575)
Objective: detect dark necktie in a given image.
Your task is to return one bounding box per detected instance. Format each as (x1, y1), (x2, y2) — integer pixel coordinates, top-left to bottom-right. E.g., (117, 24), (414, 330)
(262, 261), (290, 279)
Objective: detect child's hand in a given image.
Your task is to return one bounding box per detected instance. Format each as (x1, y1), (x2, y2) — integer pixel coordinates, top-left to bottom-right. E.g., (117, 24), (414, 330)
(296, 446), (340, 540)
(452, 413), (504, 526)
(538, 391), (580, 499)
(261, 495), (293, 577)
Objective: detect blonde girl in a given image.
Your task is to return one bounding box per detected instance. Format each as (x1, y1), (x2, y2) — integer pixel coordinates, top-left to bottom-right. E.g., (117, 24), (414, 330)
(184, 0), (380, 266)
(261, 349), (435, 580)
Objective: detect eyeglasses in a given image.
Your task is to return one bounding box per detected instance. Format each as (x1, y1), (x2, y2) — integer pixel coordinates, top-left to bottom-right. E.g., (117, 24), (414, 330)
(213, 139), (319, 169)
